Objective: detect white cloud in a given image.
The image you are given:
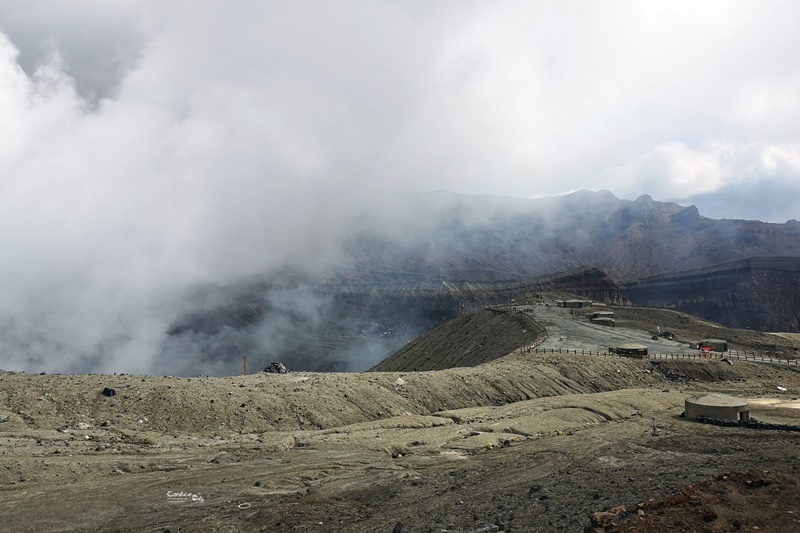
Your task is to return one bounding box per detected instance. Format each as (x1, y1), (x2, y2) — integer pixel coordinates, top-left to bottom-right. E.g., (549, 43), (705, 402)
(592, 140), (800, 221)
(2, 1), (800, 372)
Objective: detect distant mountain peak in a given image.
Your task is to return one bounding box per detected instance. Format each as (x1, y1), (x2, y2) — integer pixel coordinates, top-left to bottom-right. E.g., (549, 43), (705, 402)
(564, 188), (618, 199)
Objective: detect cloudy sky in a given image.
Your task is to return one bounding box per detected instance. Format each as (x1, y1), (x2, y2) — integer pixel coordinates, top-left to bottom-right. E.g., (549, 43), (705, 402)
(2, 1), (800, 373)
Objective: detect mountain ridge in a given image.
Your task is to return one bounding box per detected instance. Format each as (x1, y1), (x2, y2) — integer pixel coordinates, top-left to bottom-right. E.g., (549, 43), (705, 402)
(160, 190), (800, 374)
(340, 190), (800, 281)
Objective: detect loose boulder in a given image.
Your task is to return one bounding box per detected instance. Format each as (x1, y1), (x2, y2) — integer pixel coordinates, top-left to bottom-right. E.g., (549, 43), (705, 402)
(263, 362), (289, 374)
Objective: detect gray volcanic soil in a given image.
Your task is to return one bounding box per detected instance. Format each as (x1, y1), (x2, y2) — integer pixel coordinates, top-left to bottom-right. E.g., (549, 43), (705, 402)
(2, 304), (800, 532)
(370, 308), (546, 372)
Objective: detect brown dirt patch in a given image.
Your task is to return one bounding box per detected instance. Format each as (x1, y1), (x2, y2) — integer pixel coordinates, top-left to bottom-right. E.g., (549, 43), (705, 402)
(596, 469), (800, 533)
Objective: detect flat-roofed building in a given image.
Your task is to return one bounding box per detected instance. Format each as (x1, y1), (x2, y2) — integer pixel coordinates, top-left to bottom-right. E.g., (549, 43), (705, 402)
(615, 343), (648, 358)
(560, 299), (593, 308)
(588, 311), (614, 320)
(697, 339), (728, 352)
(685, 393), (749, 421)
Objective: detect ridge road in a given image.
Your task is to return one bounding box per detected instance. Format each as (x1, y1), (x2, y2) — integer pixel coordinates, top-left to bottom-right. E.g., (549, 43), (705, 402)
(517, 304), (698, 355)
(516, 303), (797, 366)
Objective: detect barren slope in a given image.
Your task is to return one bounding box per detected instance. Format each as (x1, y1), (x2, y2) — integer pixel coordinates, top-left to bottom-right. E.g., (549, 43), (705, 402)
(369, 308), (546, 372)
(3, 302), (800, 532)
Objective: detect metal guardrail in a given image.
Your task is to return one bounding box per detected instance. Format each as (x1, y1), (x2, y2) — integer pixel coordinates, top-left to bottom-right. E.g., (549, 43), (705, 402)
(518, 347), (800, 366)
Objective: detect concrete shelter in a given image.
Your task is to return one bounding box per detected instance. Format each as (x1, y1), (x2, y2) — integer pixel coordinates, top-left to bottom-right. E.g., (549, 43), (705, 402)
(615, 343), (648, 358)
(685, 393), (749, 421)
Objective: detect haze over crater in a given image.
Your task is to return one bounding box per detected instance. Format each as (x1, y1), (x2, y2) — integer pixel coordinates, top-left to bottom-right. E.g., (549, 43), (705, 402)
(2, 1), (800, 374)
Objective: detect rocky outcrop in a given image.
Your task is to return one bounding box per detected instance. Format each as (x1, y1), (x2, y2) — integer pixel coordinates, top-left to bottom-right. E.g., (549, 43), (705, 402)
(619, 257), (800, 332)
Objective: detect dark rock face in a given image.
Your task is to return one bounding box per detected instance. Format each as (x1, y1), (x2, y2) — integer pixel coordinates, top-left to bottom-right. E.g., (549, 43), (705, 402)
(620, 257), (800, 332)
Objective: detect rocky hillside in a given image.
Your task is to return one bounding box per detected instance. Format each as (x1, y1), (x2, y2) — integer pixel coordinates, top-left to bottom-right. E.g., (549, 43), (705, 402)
(372, 297), (800, 374)
(620, 257), (800, 332)
(342, 190), (800, 281)
(369, 308), (546, 372)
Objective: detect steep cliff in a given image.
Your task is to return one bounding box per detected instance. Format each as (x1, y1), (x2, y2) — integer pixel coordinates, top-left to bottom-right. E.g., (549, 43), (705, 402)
(619, 257), (800, 332)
